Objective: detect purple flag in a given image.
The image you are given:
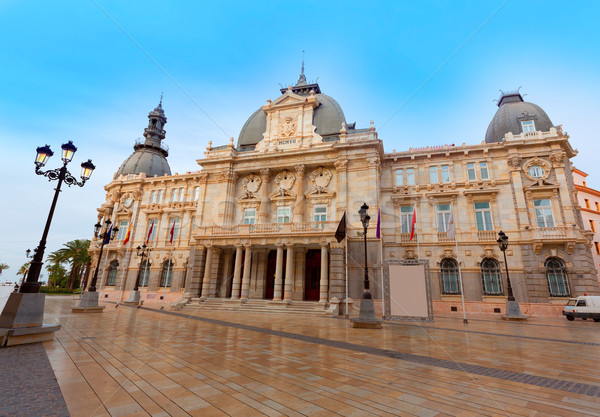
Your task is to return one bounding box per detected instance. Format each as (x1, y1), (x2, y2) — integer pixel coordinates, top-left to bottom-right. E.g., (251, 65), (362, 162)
(376, 208), (381, 239)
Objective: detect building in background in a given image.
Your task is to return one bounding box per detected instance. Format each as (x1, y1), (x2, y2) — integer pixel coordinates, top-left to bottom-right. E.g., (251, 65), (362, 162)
(89, 70), (600, 317)
(573, 168), (600, 283)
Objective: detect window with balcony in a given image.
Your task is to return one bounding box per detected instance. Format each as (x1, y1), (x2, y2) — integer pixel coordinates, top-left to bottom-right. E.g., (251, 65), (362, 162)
(467, 163), (476, 181)
(479, 162), (489, 180)
(436, 204), (452, 233)
(313, 205), (327, 222)
(521, 120), (536, 133)
(243, 209), (256, 224)
(429, 166), (438, 183)
(534, 199), (555, 227)
(481, 258), (503, 295)
(107, 260), (119, 286)
(474, 202), (493, 231)
(545, 258), (570, 297)
(400, 206), (413, 233)
(440, 258), (460, 294)
(277, 206), (291, 223)
(160, 260), (173, 287)
(116, 221), (128, 240)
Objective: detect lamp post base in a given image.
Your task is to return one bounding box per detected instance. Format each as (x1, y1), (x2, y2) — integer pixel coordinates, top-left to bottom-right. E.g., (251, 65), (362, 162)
(71, 291), (105, 313)
(0, 293), (61, 347)
(351, 297), (382, 329)
(501, 300), (528, 321)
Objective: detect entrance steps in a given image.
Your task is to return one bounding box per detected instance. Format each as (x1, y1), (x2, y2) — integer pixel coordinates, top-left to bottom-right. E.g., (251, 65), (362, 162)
(180, 298), (329, 316)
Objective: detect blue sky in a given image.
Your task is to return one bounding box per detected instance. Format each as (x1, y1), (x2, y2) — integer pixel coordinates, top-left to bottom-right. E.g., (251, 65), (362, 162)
(1, 1), (599, 282)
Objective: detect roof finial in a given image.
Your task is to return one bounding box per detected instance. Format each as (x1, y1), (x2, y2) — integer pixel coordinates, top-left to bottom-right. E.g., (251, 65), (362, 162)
(296, 50), (307, 86)
(159, 92), (163, 108)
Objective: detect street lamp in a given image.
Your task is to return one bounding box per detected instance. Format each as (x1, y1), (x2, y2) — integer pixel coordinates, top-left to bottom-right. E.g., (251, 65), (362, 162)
(352, 203), (382, 328)
(497, 231), (526, 320)
(88, 220), (118, 292)
(135, 244), (150, 292)
(21, 141), (95, 293)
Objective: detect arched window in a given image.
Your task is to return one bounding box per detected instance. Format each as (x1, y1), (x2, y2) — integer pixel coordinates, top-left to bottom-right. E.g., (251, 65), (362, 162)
(546, 258), (570, 297)
(161, 260), (173, 287)
(138, 262), (151, 287)
(107, 260), (119, 286)
(481, 258), (503, 295)
(440, 258), (460, 294)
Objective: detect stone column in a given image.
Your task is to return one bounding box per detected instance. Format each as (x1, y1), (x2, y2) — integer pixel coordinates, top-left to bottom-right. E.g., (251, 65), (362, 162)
(241, 246), (253, 299)
(230, 245), (243, 299)
(329, 244), (345, 299)
(284, 245), (294, 300)
(259, 168), (270, 222)
(219, 251), (234, 298)
(188, 246), (206, 297)
(201, 246), (214, 298)
(294, 165), (305, 221)
(320, 243), (329, 302)
(273, 244), (284, 300)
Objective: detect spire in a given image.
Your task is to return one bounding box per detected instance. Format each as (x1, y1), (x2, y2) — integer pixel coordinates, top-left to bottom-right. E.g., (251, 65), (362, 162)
(296, 50), (307, 86)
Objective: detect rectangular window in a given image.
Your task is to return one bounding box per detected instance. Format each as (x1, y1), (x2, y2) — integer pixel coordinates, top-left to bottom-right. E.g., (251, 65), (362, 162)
(590, 220), (596, 233)
(400, 206), (413, 234)
(441, 165), (450, 183)
(596, 201), (600, 211)
(150, 190), (157, 204)
(277, 206), (290, 223)
(243, 208), (256, 224)
(193, 187), (200, 201)
(171, 189), (178, 202)
(116, 221), (128, 240)
(395, 169), (403, 186)
(313, 205), (327, 222)
(585, 199), (590, 208)
(429, 166), (438, 183)
(595, 242), (600, 255)
(474, 202), (493, 231)
(479, 162), (489, 180)
(147, 220), (157, 241)
(521, 120), (536, 133)
(534, 199), (555, 227)
(157, 190), (163, 203)
(436, 204), (452, 233)
(406, 168), (415, 185)
(179, 188), (185, 202)
(169, 218), (180, 241)
(467, 163), (476, 181)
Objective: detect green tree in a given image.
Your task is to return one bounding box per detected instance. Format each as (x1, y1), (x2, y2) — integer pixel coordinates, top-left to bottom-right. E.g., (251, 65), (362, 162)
(48, 239), (91, 290)
(16, 262), (31, 283)
(46, 261), (67, 287)
(0, 263), (9, 276)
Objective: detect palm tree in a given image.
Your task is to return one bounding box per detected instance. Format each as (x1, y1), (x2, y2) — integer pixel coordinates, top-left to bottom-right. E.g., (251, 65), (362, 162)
(48, 239), (91, 290)
(0, 263), (8, 276)
(16, 262), (31, 284)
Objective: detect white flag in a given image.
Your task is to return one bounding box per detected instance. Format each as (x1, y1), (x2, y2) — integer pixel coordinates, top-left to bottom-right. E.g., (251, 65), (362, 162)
(447, 210), (456, 240)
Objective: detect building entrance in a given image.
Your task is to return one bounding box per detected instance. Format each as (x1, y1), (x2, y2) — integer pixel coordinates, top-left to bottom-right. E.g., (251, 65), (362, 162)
(304, 249), (321, 301)
(265, 250), (287, 299)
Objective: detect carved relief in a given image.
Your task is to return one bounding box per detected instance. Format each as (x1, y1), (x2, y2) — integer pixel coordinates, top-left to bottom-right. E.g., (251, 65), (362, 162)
(242, 174), (262, 195)
(274, 170), (296, 194)
(549, 150), (566, 167)
(119, 192), (135, 209)
(334, 159), (348, 171)
(533, 242), (543, 255)
(280, 116), (297, 137)
(310, 167), (332, 189)
(507, 155), (522, 170)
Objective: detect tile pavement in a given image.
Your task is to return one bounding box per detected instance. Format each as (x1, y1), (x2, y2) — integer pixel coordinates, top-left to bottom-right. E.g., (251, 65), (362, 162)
(9, 295), (600, 416)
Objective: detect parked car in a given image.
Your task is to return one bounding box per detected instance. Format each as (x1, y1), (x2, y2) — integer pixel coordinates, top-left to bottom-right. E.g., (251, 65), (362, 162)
(563, 296), (600, 322)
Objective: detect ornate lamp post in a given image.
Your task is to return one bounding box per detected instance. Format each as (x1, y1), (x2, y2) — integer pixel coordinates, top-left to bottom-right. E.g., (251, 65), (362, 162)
(2, 141), (94, 342)
(352, 203), (382, 328)
(125, 244), (150, 305)
(497, 231), (527, 320)
(23, 141), (95, 293)
(88, 220), (118, 292)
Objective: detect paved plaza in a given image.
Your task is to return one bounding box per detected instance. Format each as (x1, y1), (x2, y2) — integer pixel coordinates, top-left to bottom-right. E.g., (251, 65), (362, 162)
(3, 296), (600, 416)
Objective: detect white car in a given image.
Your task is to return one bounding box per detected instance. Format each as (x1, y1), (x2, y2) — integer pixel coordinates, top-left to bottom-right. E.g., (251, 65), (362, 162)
(563, 296), (600, 322)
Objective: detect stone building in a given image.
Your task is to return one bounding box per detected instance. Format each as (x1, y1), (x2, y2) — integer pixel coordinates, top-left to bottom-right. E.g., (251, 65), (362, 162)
(91, 71), (600, 317)
(572, 168), (600, 283)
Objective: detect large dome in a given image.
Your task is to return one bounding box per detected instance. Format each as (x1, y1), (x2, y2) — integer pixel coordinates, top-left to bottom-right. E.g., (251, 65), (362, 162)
(116, 147), (171, 177)
(485, 92), (553, 143)
(237, 92), (346, 147)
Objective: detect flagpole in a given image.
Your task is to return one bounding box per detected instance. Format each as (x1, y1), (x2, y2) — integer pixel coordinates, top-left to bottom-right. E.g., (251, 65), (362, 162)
(117, 222), (135, 307)
(452, 206), (468, 324)
(162, 220), (176, 310)
(138, 249), (149, 309)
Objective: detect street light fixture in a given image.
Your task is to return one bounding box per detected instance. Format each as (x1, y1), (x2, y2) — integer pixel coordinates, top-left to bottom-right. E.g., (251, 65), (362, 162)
(88, 220), (118, 292)
(497, 231), (527, 320)
(352, 203), (382, 329)
(135, 244), (150, 292)
(23, 141), (95, 293)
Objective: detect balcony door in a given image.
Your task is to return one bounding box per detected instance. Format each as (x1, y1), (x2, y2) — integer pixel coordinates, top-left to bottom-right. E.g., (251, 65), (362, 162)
(304, 249), (321, 301)
(265, 250), (286, 300)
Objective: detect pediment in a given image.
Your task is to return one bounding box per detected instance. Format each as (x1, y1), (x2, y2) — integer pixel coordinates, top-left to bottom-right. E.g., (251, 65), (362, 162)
(305, 186), (335, 198)
(270, 90), (307, 107)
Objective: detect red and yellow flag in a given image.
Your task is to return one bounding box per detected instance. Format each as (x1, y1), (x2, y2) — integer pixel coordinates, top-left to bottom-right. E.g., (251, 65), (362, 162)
(123, 222), (133, 245)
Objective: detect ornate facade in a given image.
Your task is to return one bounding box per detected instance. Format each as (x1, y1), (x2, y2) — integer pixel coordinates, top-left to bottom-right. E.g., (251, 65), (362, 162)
(91, 73), (600, 317)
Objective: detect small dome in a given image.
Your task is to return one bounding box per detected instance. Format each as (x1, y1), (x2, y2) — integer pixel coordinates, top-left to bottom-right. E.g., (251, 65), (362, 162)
(116, 148), (171, 177)
(237, 93), (347, 147)
(485, 92), (554, 143)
